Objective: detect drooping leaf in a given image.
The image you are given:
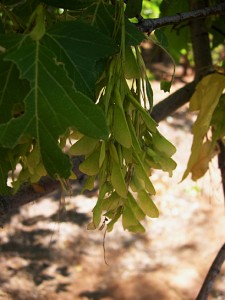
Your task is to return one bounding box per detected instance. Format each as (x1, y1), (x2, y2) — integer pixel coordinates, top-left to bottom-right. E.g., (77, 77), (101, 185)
(0, 33), (109, 178)
(190, 74), (225, 134)
(182, 73), (225, 180)
(160, 80), (171, 92)
(189, 140), (219, 181)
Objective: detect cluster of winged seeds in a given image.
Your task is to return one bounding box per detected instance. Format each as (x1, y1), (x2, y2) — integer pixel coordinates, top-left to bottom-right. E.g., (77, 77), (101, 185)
(69, 46), (177, 232)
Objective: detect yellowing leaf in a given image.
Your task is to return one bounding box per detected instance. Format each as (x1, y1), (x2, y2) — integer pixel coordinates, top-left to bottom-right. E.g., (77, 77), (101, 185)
(183, 73), (225, 180)
(190, 74), (225, 136)
(188, 140), (219, 181)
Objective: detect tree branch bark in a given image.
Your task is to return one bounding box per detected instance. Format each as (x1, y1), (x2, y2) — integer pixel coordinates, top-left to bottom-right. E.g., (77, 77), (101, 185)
(151, 80), (197, 122)
(136, 3), (225, 33)
(189, 0), (213, 79)
(196, 243), (225, 300)
(0, 156), (86, 218)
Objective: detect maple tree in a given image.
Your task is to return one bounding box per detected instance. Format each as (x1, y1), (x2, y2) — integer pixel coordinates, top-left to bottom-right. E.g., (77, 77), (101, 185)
(0, 0), (224, 231)
(0, 0), (225, 298)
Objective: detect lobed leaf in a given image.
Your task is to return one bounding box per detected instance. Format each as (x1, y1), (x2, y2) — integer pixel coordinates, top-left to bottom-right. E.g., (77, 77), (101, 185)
(0, 32), (109, 178)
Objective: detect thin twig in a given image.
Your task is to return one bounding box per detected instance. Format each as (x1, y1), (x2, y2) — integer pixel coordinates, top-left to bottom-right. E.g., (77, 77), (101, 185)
(136, 3), (225, 33)
(196, 243), (225, 300)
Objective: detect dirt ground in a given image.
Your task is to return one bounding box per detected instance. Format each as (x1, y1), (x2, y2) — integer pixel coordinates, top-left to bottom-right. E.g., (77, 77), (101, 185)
(0, 73), (224, 299)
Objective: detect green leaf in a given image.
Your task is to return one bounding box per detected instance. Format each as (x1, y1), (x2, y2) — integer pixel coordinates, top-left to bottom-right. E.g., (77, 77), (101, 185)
(44, 21), (118, 97)
(125, 18), (145, 46)
(12, 0), (42, 26)
(84, 2), (145, 47)
(159, 0), (190, 63)
(160, 80), (171, 92)
(125, 0), (142, 18)
(0, 59), (29, 123)
(0, 34), (108, 178)
(84, 2), (115, 37)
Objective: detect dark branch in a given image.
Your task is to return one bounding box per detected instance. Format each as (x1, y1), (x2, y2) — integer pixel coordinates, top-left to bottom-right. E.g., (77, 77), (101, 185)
(0, 177), (60, 216)
(136, 3), (225, 33)
(0, 156), (86, 217)
(189, 0), (213, 79)
(196, 243), (225, 300)
(151, 81), (197, 122)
